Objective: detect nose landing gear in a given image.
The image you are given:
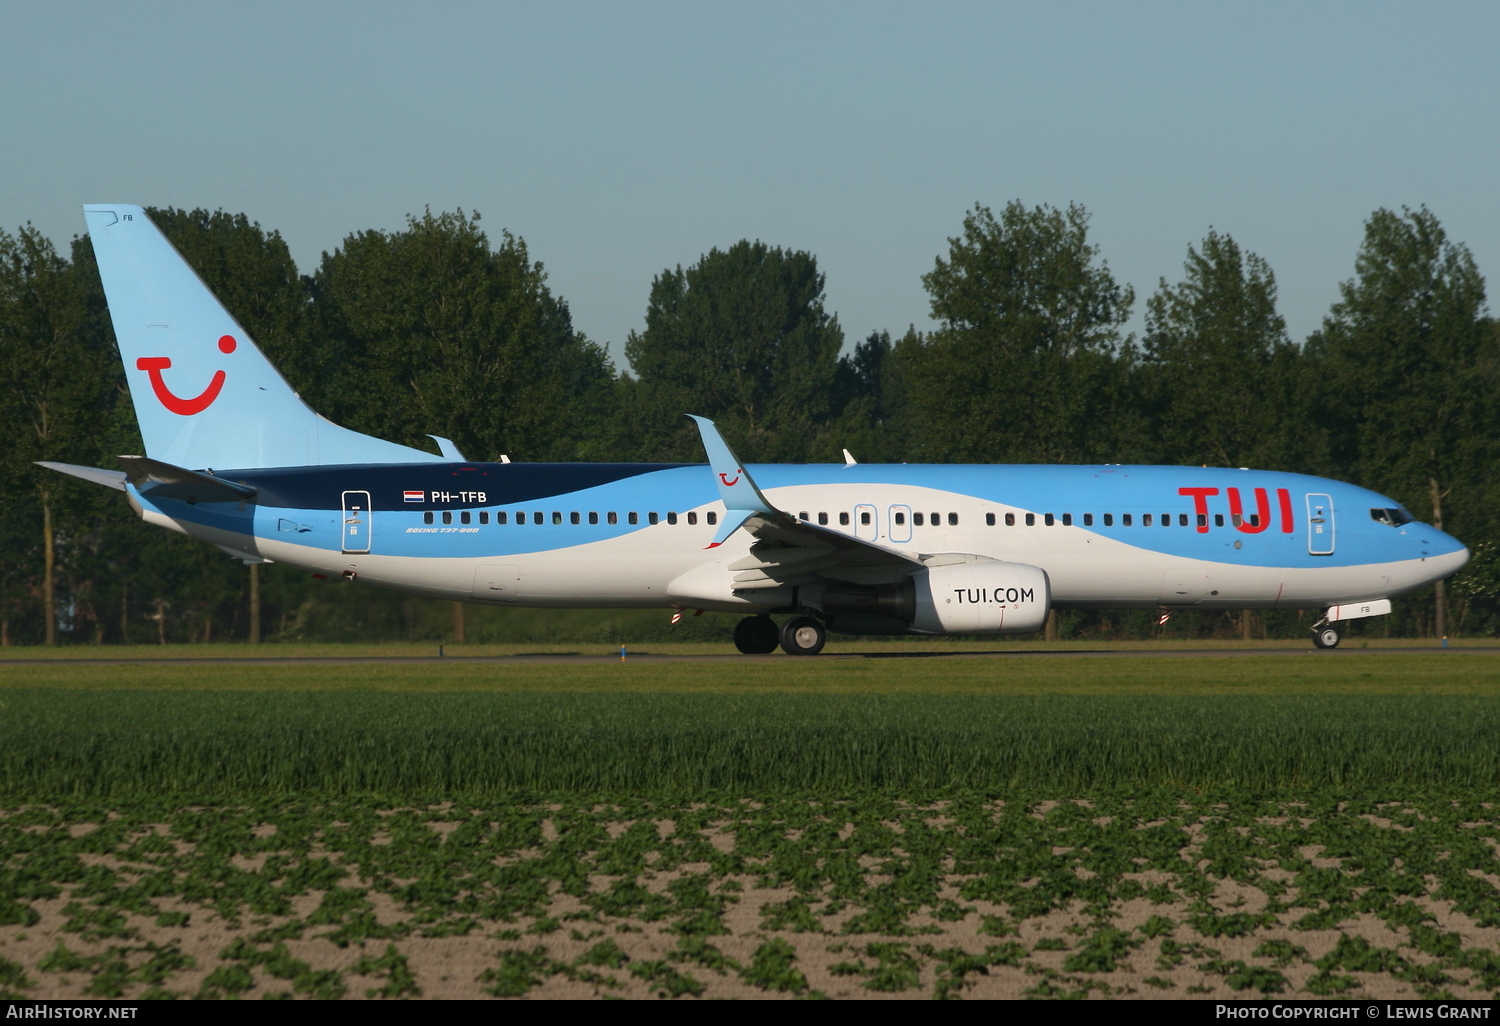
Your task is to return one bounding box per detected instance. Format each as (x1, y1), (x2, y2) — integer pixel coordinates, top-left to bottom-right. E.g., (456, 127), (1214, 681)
(732, 615), (780, 654)
(1310, 621), (1342, 649)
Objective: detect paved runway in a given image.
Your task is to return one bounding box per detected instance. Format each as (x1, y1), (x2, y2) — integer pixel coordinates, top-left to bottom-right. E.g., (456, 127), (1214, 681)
(0, 646), (1489, 666)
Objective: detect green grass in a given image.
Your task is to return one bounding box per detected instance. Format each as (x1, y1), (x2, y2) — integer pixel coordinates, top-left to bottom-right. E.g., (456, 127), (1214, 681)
(1, 653), (1498, 796)
(3, 687), (1499, 796)
(0, 650), (1498, 692)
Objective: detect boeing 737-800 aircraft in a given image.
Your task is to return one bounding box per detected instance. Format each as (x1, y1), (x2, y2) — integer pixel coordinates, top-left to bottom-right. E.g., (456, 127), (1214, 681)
(41, 205), (1469, 654)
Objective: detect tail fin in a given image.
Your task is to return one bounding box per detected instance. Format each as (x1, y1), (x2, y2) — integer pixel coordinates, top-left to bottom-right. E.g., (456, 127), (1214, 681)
(83, 205), (442, 470)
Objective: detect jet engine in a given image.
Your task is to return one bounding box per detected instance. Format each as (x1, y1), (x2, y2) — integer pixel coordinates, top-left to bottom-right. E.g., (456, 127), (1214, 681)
(811, 557), (1050, 636)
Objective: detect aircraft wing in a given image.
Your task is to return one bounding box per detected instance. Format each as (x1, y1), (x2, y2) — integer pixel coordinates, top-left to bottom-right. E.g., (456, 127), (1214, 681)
(688, 416), (922, 589)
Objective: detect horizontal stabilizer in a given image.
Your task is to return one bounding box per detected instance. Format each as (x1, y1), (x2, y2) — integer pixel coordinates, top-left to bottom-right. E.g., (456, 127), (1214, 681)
(118, 455), (258, 504)
(36, 461), (128, 492)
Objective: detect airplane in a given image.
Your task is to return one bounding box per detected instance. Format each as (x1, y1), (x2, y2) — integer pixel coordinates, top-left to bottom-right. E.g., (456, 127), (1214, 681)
(40, 205), (1470, 654)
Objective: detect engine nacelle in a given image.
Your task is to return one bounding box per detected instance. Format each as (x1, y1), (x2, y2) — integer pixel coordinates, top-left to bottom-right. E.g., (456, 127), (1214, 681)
(911, 559), (1050, 635)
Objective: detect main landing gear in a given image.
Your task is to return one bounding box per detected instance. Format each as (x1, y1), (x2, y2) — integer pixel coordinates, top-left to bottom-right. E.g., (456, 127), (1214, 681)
(779, 616), (827, 656)
(1311, 622), (1342, 649)
(733, 615), (828, 656)
(733, 615), (779, 654)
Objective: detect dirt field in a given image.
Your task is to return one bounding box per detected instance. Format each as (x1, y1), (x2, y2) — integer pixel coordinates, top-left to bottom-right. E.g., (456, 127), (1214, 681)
(3, 796), (1498, 1000)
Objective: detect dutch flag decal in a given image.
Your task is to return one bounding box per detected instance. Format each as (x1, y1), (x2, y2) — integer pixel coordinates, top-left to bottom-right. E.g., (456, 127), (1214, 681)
(403, 490), (424, 503)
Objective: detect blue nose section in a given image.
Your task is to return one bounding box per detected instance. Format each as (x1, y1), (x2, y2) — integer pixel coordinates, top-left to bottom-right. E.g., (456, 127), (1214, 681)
(1435, 530), (1470, 562)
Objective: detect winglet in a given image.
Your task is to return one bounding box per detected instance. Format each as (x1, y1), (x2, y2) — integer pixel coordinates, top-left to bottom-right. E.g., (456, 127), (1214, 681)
(688, 415), (776, 513)
(688, 415), (781, 548)
(427, 435), (467, 461)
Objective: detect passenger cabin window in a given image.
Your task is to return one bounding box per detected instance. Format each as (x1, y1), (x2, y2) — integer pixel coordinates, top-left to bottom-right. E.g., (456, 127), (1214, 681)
(479, 511), (489, 525)
(839, 512), (850, 526)
(607, 512), (618, 525)
(985, 513), (995, 526)
(1122, 514), (1132, 526)
(648, 512), (659, 525)
(1231, 513), (1242, 527)
(1143, 514), (1153, 526)
(1044, 513), (1055, 526)
(534, 511), (542, 524)
(516, 511), (526, 524)
(1178, 513), (1188, 527)
(894, 511), (906, 526)
(1103, 513), (1112, 526)
(1005, 513), (1015, 526)
(442, 511), (453, 525)
(667, 512), (678, 525)
(817, 512), (827, 525)
(1025, 513), (1035, 526)
(552, 512), (562, 525)
(571, 512), (580, 525)
(628, 512), (638, 525)
(687, 512), (697, 525)
(1083, 513), (1093, 526)
(800, 511), (809, 521)
(914, 512), (924, 526)
(1248, 514), (1260, 527)
(1062, 513), (1073, 526)
(423, 511), (433, 525)
(948, 513), (958, 526)
(1215, 514), (1224, 527)
(497, 512), (507, 524)
(930, 511), (939, 525)
(861, 511), (871, 525)
(1196, 514), (1206, 528)
(707, 512), (718, 525)
(1162, 513), (1170, 527)
(460, 511), (471, 525)
(589, 512), (599, 524)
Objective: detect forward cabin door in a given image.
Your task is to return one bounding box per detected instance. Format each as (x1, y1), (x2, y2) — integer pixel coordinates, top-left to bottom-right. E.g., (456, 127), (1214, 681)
(1305, 493), (1334, 555)
(342, 490), (372, 554)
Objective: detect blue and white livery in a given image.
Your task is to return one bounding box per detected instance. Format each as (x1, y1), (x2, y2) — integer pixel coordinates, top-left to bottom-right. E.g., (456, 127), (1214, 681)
(42, 205), (1469, 654)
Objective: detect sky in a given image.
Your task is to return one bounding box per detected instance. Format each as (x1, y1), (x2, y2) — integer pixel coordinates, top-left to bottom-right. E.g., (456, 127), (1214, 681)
(3, 1), (1496, 368)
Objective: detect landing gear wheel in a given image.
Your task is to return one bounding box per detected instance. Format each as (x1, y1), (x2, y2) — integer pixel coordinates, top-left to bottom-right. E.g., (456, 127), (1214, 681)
(1312, 625), (1342, 649)
(779, 616), (827, 656)
(733, 615), (779, 655)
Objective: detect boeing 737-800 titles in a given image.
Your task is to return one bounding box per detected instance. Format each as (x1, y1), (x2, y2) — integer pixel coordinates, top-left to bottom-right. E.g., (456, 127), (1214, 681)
(40, 205), (1469, 654)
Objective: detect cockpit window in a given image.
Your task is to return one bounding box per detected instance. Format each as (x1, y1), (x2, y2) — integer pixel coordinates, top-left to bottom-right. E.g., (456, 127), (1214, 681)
(1370, 507), (1414, 527)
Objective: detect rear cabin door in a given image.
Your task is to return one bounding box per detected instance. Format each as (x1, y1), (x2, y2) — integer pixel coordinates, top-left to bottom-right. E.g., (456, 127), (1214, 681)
(1305, 493), (1334, 555)
(341, 491), (371, 554)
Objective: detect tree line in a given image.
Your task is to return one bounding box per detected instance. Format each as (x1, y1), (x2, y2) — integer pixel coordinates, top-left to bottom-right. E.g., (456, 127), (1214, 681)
(0, 201), (1494, 645)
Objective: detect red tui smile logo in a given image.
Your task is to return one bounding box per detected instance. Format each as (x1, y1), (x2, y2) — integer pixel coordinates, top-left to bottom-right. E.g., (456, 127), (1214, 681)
(136, 335), (236, 415)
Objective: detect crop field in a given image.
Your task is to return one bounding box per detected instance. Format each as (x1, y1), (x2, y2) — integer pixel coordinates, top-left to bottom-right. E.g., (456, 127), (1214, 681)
(1, 650), (1498, 1000)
